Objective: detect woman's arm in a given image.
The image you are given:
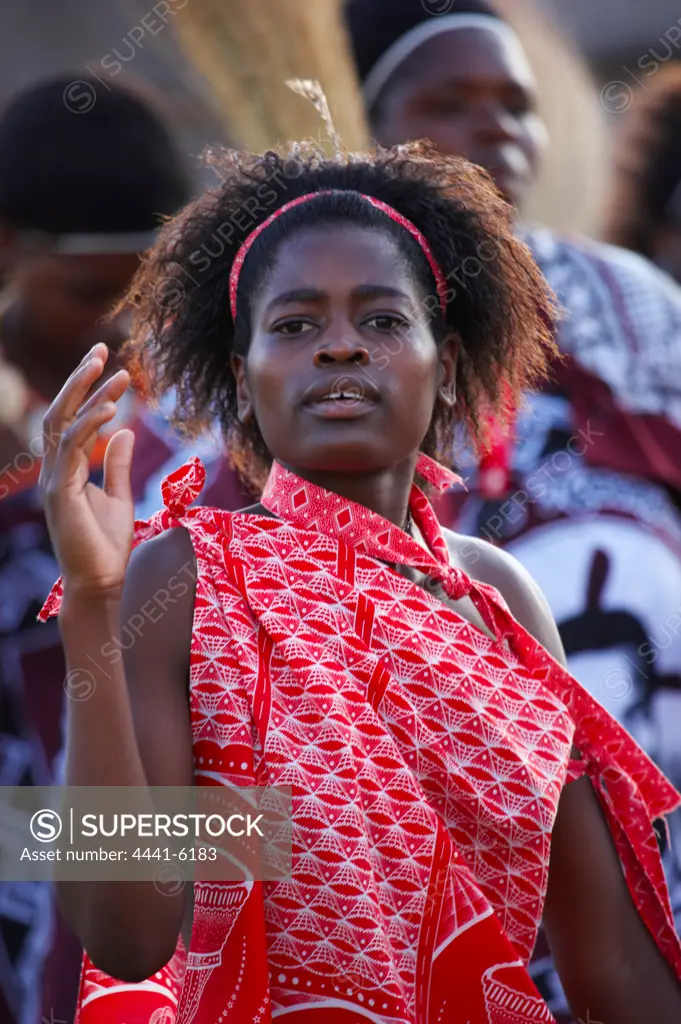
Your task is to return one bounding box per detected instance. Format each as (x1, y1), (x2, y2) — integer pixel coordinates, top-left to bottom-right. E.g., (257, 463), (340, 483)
(57, 528), (196, 981)
(543, 769), (681, 1023)
(462, 536), (681, 1022)
(39, 344), (196, 981)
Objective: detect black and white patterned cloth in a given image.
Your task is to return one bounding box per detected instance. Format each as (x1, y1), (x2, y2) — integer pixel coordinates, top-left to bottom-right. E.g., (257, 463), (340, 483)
(454, 229), (681, 1020)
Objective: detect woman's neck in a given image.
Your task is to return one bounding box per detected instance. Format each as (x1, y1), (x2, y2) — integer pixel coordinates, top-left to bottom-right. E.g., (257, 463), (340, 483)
(277, 456), (418, 529)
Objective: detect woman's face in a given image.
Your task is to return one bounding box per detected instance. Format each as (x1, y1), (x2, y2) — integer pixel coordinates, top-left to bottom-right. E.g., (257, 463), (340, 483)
(233, 223), (457, 476)
(371, 25), (547, 209)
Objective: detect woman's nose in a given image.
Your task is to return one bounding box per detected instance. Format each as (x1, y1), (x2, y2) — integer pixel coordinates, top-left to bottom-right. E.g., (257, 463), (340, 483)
(313, 335), (370, 367)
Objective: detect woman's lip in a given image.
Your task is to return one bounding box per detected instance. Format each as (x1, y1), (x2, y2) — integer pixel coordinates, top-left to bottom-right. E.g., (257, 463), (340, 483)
(303, 396), (379, 419)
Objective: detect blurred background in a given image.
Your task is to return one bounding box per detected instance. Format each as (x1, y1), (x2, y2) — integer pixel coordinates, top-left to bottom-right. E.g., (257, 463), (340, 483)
(3, 0), (680, 122)
(0, 0), (678, 233)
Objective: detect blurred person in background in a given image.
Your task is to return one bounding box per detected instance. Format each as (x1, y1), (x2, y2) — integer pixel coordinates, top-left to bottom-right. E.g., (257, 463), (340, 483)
(0, 73), (248, 1024)
(605, 61), (681, 284)
(346, 0), (681, 1017)
(0, 77), (181, 478)
(0, 75), (189, 496)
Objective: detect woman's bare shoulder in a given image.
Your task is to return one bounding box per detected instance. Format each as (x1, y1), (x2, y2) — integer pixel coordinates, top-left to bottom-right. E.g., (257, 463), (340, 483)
(123, 526), (197, 628)
(441, 527), (566, 664)
(127, 524), (195, 581)
(441, 527), (535, 598)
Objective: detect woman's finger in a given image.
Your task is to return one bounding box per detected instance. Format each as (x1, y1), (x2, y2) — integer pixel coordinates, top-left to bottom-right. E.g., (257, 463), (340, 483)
(51, 343), (110, 417)
(74, 370), (132, 467)
(77, 369), (131, 421)
(45, 343), (111, 426)
(49, 353), (108, 426)
(40, 358), (104, 483)
(45, 403), (118, 497)
(40, 347), (110, 482)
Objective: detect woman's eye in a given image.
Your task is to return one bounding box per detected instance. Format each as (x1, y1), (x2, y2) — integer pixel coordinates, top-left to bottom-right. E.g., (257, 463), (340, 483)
(365, 314), (409, 332)
(273, 319), (315, 336)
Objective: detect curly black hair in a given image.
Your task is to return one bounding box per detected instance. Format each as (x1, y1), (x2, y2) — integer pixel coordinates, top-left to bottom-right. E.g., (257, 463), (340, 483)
(122, 141), (558, 491)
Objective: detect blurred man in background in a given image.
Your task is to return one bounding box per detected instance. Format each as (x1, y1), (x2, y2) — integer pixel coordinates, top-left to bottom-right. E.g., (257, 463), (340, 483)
(0, 75), (190, 483)
(346, 0), (681, 1017)
(0, 73), (194, 1024)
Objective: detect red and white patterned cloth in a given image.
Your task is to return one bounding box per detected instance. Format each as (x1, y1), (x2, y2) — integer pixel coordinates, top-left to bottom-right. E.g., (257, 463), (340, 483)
(40, 453), (681, 1023)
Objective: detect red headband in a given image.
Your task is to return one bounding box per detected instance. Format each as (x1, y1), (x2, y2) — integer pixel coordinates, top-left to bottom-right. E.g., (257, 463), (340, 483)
(228, 190), (448, 321)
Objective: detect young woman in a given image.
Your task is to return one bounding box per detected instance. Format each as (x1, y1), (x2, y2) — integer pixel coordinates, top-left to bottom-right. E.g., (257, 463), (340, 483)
(39, 144), (681, 1023)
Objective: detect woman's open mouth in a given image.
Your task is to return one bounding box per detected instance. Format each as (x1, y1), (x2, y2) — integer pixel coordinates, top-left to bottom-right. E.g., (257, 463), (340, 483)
(302, 379), (380, 419)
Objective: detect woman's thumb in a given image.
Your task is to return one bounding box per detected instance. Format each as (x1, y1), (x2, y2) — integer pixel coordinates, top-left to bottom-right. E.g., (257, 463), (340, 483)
(103, 428), (135, 503)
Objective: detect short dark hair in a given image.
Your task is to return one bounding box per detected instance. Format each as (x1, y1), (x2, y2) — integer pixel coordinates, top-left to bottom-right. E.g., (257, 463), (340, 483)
(123, 143), (557, 490)
(0, 75), (191, 234)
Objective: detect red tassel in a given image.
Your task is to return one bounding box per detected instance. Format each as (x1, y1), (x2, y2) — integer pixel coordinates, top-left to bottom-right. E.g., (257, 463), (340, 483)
(478, 415), (514, 500)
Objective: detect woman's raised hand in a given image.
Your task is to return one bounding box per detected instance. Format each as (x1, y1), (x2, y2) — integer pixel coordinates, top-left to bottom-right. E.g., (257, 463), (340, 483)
(40, 343), (136, 600)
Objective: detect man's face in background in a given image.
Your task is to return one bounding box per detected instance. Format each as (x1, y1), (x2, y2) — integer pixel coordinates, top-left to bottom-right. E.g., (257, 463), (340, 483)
(0, 231), (138, 372)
